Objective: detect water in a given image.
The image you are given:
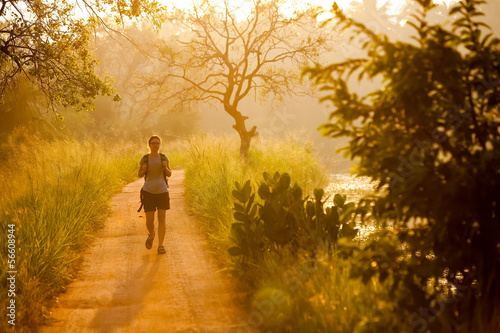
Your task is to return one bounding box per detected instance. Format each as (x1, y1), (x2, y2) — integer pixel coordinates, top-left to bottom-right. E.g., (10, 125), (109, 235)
(324, 173), (379, 239)
(325, 173), (374, 204)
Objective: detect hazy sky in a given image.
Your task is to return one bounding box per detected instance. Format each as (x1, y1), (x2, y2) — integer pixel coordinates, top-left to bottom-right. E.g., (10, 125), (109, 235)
(161, 0), (459, 17)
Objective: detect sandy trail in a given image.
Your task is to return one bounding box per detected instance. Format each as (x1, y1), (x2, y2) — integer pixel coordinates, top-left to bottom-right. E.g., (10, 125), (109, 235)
(42, 170), (254, 333)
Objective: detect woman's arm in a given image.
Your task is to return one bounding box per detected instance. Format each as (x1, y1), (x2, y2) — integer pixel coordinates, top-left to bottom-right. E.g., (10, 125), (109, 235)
(162, 160), (172, 177)
(138, 162), (147, 178)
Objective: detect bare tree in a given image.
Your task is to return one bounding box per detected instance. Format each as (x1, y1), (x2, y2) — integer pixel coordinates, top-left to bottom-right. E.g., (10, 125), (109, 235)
(147, 0), (335, 157)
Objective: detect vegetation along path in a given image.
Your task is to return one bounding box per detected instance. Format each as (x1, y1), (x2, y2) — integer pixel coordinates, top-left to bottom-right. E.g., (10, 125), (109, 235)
(42, 170), (253, 333)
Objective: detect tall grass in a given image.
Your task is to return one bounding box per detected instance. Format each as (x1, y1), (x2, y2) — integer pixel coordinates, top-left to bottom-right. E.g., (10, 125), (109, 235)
(183, 135), (243, 236)
(182, 133), (327, 265)
(247, 246), (405, 332)
(0, 128), (140, 332)
(181, 133), (404, 332)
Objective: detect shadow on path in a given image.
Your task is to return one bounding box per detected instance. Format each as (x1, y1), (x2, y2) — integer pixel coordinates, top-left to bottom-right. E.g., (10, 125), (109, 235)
(90, 254), (161, 332)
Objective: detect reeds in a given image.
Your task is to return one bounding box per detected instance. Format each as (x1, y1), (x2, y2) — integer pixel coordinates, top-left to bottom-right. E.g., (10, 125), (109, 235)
(0, 128), (139, 331)
(181, 133), (399, 332)
(182, 133), (328, 264)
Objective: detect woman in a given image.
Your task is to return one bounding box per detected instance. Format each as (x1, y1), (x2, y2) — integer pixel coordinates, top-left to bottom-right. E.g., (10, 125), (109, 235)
(138, 135), (172, 254)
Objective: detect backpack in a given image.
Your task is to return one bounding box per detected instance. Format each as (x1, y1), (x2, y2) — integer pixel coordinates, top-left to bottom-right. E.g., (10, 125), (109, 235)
(137, 153), (170, 212)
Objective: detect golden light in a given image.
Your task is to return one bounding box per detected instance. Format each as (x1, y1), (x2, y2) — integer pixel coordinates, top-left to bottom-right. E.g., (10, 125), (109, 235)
(294, 0), (460, 13)
(162, 0), (460, 19)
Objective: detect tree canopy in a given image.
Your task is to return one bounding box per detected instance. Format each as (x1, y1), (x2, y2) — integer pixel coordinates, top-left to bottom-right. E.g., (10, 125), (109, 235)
(0, 0), (162, 116)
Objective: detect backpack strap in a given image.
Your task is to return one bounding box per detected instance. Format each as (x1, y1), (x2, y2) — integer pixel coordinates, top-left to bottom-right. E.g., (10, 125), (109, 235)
(142, 154), (149, 178)
(137, 188), (145, 212)
(159, 153), (170, 187)
(138, 155), (149, 212)
(141, 153), (169, 182)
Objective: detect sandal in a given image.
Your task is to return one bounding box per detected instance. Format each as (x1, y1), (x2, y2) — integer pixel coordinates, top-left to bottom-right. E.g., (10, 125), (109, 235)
(158, 245), (166, 254)
(145, 233), (155, 250)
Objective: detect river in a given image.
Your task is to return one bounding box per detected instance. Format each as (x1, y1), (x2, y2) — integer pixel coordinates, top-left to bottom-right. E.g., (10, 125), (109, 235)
(325, 173), (378, 239)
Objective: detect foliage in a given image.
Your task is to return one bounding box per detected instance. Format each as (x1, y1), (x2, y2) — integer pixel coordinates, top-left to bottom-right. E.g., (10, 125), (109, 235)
(251, 246), (409, 333)
(182, 134), (414, 332)
(0, 0), (163, 120)
(182, 134), (327, 263)
(149, 0), (336, 157)
(228, 173), (408, 332)
(229, 172), (358, 281)
(0, 129), (139, 332)
(306, 0), (500, 330)
(0, 78), (50, 139)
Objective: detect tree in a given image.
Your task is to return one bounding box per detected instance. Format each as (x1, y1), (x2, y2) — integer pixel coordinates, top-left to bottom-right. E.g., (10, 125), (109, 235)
(307, 0), (499, 331)
(148, 0), (334, 157)
(0, 0), (163, 122)
(88, 24), (202, 139)
(91, 24), (157, 136)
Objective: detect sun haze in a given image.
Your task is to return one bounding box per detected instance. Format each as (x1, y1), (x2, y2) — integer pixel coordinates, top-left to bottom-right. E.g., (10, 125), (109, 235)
(161, 0), (459, 18)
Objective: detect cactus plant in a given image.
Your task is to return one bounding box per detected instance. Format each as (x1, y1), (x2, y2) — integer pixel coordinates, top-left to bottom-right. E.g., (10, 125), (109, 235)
(229, 172), (358, 262)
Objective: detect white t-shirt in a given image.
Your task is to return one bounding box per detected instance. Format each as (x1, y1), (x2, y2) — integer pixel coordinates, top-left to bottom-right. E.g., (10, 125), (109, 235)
(140, 154), (169, 194)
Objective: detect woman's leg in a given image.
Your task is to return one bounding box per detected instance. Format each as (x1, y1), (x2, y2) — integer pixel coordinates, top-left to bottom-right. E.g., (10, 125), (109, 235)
(146, 211), (155, 239)
(157, 209), (166, 247)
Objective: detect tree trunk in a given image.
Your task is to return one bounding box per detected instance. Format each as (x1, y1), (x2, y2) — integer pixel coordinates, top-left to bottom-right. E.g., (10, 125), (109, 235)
(238, 127), (256, 158)
(229, 109), (257, 159)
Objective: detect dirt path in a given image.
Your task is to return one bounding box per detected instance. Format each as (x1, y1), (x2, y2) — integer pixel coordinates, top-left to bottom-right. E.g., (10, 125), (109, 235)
(42, 170), (255, 333)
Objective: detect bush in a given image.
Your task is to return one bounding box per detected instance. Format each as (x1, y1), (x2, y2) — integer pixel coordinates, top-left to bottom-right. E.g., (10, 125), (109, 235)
(229, 172), (358, 267)
(182, 134), (327, 265)
(229, 173), (402, 332)
(306, 0), (500, 330)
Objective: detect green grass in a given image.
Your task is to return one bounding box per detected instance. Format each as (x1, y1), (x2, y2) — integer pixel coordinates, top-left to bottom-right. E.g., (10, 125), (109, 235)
(248, 247), (405, 332)
(0, 129), (397, 332)
(0, 128), (141, 332)
(182, 134), (328, 266)
(180, 133), (409, 332)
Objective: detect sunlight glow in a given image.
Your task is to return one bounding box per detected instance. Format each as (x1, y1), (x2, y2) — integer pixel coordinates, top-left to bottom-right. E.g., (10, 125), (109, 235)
(162, 0), (460, 19)
(301, 0), (458, 12)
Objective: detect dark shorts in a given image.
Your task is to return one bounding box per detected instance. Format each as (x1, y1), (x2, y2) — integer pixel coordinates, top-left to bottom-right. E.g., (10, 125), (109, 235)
(142, 190), (170, 212)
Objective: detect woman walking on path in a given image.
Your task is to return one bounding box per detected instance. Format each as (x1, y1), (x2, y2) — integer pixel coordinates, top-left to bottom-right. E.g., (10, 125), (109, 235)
(138, 135), (172, 254)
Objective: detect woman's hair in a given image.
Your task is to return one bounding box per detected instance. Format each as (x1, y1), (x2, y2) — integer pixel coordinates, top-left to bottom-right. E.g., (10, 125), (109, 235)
(148, 135), (162, 145)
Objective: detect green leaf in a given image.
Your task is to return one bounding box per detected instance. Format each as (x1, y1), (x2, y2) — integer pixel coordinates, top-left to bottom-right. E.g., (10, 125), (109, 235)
(258, 183), (271, 200)
(340, 202), (356, 224)
(306, 201), (315, 218)
(246, 193), (255, 212)
(334, 193), (346, 208)
(232, 189), (245, 203)
(233, 202), (245, 212)
(326, 206), (339, 225)
(263, 172), (271, 181)
(279, 173), (291, 189)
(314, 188), (324, 202)
(249, 204), (258, 220)
(242, 180), (252, 202)
(234, 212), (250, 224)
(234, 181), (242, 192)
(273, 172), (280, 182)
(291, 185), (303, 200)
(449, 5), (462, 15)
(231, 223), (246, 240)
